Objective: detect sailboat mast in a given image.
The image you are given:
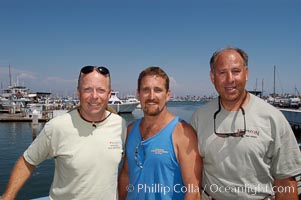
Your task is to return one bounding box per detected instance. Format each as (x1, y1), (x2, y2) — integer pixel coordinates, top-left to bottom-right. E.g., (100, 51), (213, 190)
(9, 64), (12, 86)
(273, 65), (276, 98)
(261, 79), (264, 98)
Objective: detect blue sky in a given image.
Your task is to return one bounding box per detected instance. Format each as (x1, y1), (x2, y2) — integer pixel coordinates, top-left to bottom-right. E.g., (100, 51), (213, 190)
(0, 0), (300, 98)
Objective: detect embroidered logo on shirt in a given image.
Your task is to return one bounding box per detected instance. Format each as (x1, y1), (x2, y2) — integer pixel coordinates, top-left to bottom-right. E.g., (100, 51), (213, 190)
(151, 148), (168, 154)
(245, 129), (260, 138)
(108, 141), (122, 149)
(238, 129), (260, 138)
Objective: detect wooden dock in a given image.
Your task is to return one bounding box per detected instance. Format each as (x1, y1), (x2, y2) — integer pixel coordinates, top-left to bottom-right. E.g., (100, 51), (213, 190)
(0, 113), (49, 122)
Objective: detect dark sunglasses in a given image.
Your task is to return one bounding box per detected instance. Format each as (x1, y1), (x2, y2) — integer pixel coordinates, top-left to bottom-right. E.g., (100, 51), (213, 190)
(78, 66), (110, 86)
(214, 93), (247, 138)
(80, 65), (110, 76)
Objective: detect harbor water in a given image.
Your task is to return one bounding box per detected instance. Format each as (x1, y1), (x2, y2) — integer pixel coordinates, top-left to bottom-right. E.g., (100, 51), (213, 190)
(1, 101), (301, 199)
(0, 101), (205, 200)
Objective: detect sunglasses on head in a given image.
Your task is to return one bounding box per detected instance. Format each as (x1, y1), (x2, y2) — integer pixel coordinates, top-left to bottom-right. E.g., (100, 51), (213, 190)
(80, 65), (110, 76)
(78, 66), (111, 87)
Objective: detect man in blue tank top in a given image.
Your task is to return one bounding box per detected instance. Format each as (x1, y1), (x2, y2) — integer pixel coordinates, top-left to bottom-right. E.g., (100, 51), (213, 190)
(118, 66), (202, 200)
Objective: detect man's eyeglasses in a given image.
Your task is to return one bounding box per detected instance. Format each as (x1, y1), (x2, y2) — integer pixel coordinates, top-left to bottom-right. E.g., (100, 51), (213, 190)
(214, 94), (247, 138)
(134, 141), (145, 169)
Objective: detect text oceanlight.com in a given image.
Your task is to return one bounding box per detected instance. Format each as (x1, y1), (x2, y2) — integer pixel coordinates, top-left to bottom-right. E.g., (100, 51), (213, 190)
(126, 184), (200, 195)
(203, 183), (295, 195)
(126, 183), (295, 196)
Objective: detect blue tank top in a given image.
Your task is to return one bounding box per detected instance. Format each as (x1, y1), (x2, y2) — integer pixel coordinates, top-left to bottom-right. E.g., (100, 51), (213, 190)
(126, 116), (185, 200)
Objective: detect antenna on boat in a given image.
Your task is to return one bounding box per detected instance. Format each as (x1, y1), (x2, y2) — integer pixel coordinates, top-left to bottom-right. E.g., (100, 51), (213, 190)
(295, 85), (300, 97)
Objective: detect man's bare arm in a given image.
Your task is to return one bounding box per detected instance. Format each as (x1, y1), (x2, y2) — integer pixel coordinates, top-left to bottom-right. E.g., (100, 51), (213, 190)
(1, 156), (36, 200)
(174, 121), (202, 200)
(274, 177), (298, 200)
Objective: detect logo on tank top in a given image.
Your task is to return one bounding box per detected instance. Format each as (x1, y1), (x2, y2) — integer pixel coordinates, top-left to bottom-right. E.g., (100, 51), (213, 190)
(151, 148), (169, 154)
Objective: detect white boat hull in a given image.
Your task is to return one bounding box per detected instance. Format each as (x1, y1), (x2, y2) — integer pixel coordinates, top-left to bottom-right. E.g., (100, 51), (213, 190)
(109, 102), (139, 113)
